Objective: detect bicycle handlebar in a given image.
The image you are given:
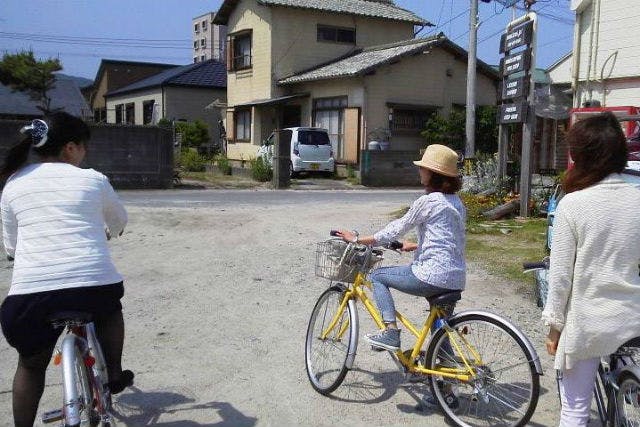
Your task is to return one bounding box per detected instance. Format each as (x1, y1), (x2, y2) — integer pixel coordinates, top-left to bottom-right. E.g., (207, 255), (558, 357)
(522, 261), (547, 270)
(330, 230), (402, 250)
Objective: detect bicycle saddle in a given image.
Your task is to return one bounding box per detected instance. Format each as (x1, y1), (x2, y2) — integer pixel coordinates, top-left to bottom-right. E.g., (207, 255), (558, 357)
(426, 291), (462, 306)
(46, 311), (93, 325)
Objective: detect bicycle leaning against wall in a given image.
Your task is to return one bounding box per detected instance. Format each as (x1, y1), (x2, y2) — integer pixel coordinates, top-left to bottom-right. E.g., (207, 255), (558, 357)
(305, 231), (543, 427)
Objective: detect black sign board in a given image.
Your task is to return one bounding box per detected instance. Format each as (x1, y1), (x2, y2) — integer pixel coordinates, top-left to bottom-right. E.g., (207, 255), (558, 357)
(500, 48), (532, 77)
(500, 77), (530, 100)
(500, 20), (534, 53)
(499, 102), (528, 124)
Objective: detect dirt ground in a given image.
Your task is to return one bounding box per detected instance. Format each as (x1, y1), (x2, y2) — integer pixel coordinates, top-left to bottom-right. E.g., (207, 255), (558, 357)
(0, 192), (566, 426)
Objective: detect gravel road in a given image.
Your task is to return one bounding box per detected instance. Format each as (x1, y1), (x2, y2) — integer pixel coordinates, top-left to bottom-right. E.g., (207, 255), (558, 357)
(0, 189), (567, 426)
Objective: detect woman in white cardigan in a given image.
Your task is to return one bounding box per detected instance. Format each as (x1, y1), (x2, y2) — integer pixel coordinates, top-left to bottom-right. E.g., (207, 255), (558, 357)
(542, 112), (640, 427)
(0, 113), (132, 427)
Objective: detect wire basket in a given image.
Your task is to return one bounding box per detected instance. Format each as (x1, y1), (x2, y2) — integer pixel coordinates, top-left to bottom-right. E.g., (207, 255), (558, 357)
(315, 239), (383, 283)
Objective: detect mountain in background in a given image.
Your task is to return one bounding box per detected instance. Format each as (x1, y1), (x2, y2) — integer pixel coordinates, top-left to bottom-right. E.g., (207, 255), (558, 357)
(55, 73), (94, 89)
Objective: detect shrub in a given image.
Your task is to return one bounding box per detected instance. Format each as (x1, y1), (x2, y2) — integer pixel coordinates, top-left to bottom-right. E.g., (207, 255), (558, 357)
(459, 191), (506, 223)
(180, 149), (206, 172)
(175, 120), (210, 147)
(250, 157), (273, 182)
(215, 154), (232, 175)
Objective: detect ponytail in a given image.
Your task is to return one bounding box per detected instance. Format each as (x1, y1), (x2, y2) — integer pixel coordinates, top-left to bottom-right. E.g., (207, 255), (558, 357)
(0, 137), (32, 179)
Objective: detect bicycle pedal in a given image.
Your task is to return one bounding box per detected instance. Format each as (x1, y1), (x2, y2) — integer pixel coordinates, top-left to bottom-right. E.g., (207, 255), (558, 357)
(41, 409), (63, 423)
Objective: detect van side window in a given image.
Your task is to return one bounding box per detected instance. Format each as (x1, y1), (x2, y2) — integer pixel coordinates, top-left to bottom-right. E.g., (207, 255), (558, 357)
(299, 130), (330, 145)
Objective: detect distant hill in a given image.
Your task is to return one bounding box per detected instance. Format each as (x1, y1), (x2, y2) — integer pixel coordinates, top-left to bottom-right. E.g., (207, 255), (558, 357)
(55, 73), (94, 89)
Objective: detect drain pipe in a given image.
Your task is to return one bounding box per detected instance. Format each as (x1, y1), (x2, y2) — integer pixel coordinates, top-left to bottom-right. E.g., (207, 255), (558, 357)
(584, 0), (597, 104)
(571, 7), (583, 107)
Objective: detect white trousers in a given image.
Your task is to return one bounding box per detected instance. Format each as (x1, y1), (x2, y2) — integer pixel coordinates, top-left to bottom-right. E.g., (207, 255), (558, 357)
(558, 357), (600, 427)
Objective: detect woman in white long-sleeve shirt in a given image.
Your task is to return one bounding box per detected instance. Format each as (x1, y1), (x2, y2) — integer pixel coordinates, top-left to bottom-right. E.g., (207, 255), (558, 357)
(542, 112), (640, 427)
(0, 113), (133, 427)
(335, 144), (466, 352)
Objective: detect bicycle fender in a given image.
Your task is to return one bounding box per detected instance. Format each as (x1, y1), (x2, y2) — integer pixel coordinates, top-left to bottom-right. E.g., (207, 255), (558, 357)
(449, 310), (544, 376)
(330, 283), (359, 369)
(61, 334), (83, 426)
(617, 365), (640, 383)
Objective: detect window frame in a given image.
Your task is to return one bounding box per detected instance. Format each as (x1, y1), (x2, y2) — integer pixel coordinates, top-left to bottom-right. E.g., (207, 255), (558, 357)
(234, 109), (251, 142)
(115, 104), (124, 124)
(142, 100), (155, 125)
(317, 25), (356, 45)
(125, 102), (135, 125)
(389, 106), (437, 136)
(312, 96), (348, 160)
(227, 30), (252, 72)
(194, 23), (199, 33)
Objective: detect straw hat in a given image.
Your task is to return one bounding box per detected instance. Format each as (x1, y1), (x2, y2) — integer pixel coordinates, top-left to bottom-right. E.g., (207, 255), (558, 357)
(413, 144), (459, 177)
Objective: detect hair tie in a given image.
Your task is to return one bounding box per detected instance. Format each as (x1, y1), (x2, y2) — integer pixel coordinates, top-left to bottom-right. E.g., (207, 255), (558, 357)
(19, 119), (49, 147)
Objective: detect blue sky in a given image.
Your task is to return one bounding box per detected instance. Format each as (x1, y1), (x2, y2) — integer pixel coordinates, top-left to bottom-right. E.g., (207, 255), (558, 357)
(1, 0), (574, 80)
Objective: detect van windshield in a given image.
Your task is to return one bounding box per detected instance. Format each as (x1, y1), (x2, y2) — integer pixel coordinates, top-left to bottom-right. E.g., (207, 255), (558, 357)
(298, 130), (330, 146)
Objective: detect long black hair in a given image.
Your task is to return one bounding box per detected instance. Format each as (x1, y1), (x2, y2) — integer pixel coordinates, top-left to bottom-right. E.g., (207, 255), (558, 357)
(1, 112), (90, 179)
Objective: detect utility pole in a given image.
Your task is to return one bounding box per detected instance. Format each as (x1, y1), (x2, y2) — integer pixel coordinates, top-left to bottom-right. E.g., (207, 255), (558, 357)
(465, 0), (479, 160)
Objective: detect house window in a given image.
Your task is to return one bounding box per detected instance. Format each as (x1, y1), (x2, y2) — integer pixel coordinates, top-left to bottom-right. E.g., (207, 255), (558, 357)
(115, 104), (124, 124)
(143, 100), (155, 125)
(227, 30), (252, 71)
(125, 103), (135, 124)
(193, 41), (198, 49)
(202, 20), (208, 31)
(201, 38), (206, 48)
(317, 25), (356, 44)
(93, 108), (106, 123)
(390, 106), (437, 135)
(194, 57), (198, 63)
(235, 109), (251, 141)
(194, 23), (199, 33)
(313, 97), (348, 160)
(201, 55), (205, 62)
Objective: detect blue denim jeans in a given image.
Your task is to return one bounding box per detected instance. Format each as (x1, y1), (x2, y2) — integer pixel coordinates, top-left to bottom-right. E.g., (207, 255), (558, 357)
(369, 265), (452, 323)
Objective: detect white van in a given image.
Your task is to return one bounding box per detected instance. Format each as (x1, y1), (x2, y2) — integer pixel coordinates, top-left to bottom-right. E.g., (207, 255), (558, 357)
(258, 127), (335, 177)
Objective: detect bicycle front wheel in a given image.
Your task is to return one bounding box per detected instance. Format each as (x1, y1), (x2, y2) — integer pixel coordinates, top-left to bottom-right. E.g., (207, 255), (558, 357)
(305, 285), (357, 395)
(612, 371), (640, 427)
(425, 312), (540, 427)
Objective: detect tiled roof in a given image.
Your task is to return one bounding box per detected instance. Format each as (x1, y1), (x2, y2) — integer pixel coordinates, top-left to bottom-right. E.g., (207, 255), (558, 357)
(278, 35), (499, 85)
(106, 60), (227, 97)
(278, 36), (433, 84)
(0, 74), (91, 118)
(214, 0), (429, 25)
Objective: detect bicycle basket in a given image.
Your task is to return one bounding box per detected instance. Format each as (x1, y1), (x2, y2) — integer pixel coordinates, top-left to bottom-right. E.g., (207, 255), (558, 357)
(315, 240), (383, 282)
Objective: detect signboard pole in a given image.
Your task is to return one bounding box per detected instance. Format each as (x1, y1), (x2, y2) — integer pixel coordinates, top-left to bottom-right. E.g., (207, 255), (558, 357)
(518, 12), (537, 218)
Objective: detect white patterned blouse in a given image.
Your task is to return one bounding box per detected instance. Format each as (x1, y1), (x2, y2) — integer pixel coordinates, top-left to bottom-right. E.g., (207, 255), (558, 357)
(373, 192), (466, 289)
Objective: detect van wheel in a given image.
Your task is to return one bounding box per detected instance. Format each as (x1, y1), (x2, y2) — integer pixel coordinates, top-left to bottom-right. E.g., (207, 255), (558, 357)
(289, 162), (297, 178)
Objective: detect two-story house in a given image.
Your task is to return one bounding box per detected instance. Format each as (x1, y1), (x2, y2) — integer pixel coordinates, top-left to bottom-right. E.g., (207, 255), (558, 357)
(215, 0), (498, 172)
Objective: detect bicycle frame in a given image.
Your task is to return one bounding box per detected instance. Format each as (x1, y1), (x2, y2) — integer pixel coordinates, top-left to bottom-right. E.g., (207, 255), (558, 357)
(321, 271), (478, 382)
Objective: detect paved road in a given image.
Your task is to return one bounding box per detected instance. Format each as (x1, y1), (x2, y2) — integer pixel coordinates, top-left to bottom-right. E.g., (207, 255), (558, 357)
(0, 188), (563, 426)
(119, 188), (425, 208)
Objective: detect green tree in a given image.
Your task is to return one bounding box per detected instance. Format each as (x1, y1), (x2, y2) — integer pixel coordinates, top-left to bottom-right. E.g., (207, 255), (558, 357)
(0, 51), (62, 113)
(421, 106), (498, 154)
(174, 120), (210, 147)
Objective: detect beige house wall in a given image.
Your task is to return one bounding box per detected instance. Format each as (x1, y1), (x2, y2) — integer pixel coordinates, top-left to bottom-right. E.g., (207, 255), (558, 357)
(364, 49), (497, 150)
(93, 75), (110, 110)
(106, 87), (226, 145)
(105, 88), (162, 124)
(226, 0), (273, 106)
(270, 8), (414, 94)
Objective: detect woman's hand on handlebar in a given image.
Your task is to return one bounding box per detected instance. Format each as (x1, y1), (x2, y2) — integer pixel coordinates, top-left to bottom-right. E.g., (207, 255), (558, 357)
(401, 241), (418, 252)
(331, 229), (375, 246)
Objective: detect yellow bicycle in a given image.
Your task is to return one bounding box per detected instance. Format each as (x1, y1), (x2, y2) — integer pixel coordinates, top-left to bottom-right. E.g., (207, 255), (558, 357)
(305, 235), (542, 427)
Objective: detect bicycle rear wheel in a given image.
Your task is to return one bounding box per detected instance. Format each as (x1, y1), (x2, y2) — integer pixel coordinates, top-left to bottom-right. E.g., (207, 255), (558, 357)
(612, 371), (640, 427)
(305, 285), (357, 395)
(425, 312), (540, 427)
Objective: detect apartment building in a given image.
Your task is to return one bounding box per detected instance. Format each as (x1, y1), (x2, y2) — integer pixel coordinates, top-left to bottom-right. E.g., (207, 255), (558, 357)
(193, 12), (227, 63)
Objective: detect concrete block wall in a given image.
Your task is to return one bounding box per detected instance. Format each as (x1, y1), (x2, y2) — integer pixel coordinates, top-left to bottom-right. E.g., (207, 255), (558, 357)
(360, 150), (421, 187)
(0, 120), (173, 189)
